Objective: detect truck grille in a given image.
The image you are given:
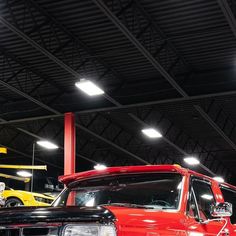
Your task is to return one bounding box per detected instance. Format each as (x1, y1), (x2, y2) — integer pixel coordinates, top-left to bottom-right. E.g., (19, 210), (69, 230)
(0, 226), (59, 236)
(0, 229), (19, 236)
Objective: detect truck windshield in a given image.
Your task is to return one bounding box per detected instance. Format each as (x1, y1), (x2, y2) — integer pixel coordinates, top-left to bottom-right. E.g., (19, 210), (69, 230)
(53, 173), (183, 210)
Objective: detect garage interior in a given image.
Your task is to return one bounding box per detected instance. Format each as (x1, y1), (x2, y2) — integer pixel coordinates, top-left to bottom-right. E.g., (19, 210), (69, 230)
(0, 0), (236, 192)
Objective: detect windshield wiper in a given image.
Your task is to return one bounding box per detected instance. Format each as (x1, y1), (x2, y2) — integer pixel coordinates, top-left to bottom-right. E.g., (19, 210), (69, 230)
(99, 203), (155, 209)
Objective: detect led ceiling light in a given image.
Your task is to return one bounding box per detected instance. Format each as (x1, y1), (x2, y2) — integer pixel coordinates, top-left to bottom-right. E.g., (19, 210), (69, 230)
(213, 176), (224, 183)
(184, 157), (200, 165)
(94, 164), (107, 170)
(17, 170), (32, 178)
(177, 182), (182, 190)
(36, 140), (59, 150)
(75, 79), (104, 96)
(141, 128), (162, 138)
(201, 194), (213, 200)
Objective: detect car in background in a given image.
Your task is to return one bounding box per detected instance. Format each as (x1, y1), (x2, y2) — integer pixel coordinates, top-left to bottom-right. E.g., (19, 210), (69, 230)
(0, 182), (5, 207)
(2, 186), (54, 207)
(43, 191), (60, 198)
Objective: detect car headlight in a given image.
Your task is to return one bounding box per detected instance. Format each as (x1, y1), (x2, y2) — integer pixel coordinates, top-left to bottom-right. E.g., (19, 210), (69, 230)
(34, 196), (53, 204)
(63, 224), (116, 236)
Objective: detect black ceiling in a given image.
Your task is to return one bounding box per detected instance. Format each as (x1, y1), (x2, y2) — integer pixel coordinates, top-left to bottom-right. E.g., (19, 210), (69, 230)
(1, 0), (236, 184)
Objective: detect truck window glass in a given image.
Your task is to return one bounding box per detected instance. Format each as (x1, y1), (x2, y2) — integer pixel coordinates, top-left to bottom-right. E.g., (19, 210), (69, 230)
(192, 179), (215, 220)
(220, 186), (236, 224)
(53, 173), (183, 210)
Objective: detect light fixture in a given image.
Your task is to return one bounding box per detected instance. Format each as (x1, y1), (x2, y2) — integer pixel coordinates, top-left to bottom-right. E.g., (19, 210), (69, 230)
(94, 164), (107, 170)
(141, 128), (162, 138)
(36, 140), (59, 150)
(184, 157), (200, 165)
(75, 79), (104, 96)
(85, 198), (95, 207)
(177, 182), (182, 189)
(17, 170), (32, 178)
(188, 232), (204, 236)
(213, 176), (224, 183)
(201, 194), (213, 200)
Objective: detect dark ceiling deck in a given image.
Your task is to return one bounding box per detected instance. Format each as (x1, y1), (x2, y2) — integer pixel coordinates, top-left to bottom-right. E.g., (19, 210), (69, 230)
(1, 0), (236, 183)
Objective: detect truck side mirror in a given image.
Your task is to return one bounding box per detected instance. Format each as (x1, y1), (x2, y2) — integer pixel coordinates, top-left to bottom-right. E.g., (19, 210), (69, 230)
(211, 202), (232, 217)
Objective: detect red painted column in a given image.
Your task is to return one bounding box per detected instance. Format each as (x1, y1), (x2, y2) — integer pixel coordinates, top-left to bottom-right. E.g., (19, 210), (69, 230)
(64, 112), (76, 175)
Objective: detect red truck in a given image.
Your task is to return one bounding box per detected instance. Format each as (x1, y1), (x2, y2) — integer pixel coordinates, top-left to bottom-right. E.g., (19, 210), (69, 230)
(0, 165), (235, 236)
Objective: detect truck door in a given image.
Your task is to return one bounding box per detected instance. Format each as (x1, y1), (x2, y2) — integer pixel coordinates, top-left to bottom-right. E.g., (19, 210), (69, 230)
(220, 185), (236, 235)
(186, 177), (230, 236)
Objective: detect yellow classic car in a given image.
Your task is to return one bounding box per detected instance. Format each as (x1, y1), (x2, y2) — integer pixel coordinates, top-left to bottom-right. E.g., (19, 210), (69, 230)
(2, 187), (54, 207)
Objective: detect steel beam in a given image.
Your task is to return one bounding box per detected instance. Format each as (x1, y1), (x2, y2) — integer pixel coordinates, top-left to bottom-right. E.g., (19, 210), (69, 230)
(0, 3), (151, 166)
(217, 0), (236, 39)
(92, 0), (187, 97)
(1, 0), (233, 175)
(0, 16), (81, 79)
(0, 13), (222, 171)
(2, 85), (236, 124)
(129, 114), (187, 156)
(0, 114), (62, 125)
(76, 123), (149, 164)
(92, 0), (236, 175)
(0, 47), (63, 92)
(195, 105), (236, 151)
(0, 79), (60, 115)
(130, 110), (217, 176)
(0, 17), (119, 107)
(0, 49), (148, 164)
(0, 143), (62, 170)
(0, 117), (95, 167)
(0, 79), (148, 164)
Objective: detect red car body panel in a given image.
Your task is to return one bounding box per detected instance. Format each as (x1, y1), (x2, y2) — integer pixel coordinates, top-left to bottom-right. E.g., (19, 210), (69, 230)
(105, 206), (187, 236)
(60, 165), (236, 235)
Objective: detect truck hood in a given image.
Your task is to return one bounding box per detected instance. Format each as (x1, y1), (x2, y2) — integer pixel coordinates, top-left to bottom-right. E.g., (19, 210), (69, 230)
(0, 206), (183, 232)
(0, 206), (115, 224)
(105, 206), (183, 228)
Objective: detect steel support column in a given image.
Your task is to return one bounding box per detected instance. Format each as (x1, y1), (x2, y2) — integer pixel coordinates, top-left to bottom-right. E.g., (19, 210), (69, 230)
(64, 113), (76, 175)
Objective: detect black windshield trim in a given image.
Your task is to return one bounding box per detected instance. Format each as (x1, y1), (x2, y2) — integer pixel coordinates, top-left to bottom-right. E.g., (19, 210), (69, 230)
(53, 173), (183, 210)
(68, 172), (183, 189)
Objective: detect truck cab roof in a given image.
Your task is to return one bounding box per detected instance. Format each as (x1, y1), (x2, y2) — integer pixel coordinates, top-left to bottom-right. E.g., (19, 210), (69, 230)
(59, 164), (231, 188)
